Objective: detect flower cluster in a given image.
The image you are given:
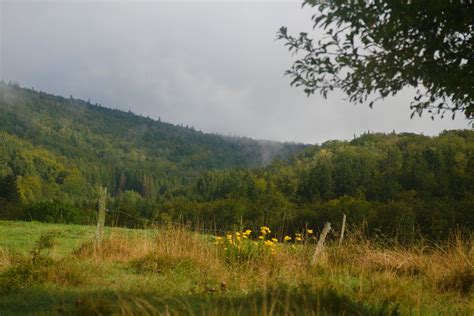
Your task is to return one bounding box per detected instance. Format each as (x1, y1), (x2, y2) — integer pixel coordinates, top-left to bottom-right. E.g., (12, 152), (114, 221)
(214, 226), (317, 257)
(260, 226), (271, 235)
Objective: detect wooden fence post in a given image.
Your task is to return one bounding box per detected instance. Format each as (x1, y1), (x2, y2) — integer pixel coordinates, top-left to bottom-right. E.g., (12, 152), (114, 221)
(96, 186), (107, 246)
(311, 222), (331, 266)
(339, 213), (346, 246)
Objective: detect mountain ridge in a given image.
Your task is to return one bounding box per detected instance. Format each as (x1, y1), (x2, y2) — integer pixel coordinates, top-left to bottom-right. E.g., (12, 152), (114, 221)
(0, 82), (305, 160)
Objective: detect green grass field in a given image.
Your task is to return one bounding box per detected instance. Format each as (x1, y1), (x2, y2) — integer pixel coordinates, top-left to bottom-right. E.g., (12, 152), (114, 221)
(0, 220), (472, 315)
(0, 220), (153, 256)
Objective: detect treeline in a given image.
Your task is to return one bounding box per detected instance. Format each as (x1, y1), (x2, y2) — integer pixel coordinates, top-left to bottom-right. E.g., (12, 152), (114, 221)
(1, 82), (473, 240)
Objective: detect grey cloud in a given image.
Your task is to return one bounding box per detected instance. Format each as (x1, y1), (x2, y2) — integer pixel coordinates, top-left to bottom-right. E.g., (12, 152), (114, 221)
(1, 0), (469, 144)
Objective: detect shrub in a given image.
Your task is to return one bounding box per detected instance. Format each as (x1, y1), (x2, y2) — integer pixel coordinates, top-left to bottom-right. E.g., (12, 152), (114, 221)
(30, 232), (56, 264)
(27, 200), (83, 224)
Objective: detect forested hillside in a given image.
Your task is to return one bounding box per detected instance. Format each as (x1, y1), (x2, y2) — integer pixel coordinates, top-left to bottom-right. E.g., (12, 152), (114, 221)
(0, 82), (303, 218)
(1, 82), (473, 240)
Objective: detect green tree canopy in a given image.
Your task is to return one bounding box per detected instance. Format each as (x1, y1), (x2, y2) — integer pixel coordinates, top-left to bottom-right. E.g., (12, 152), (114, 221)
(278, 0), (474, 119)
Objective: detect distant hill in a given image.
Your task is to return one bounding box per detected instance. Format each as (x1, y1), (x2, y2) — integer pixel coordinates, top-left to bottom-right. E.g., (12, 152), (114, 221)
(0, 82), (305, 201)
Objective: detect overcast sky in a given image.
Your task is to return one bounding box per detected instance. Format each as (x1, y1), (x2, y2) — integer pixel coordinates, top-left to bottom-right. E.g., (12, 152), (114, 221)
(1, 0), (469, 144)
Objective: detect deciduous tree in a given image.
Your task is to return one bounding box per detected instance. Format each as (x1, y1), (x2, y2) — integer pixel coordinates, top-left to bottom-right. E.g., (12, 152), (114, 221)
(278, 0), (474, 119)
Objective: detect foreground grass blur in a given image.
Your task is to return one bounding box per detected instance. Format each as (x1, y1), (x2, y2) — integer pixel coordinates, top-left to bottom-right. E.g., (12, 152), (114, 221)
(0, 220), (472, 315)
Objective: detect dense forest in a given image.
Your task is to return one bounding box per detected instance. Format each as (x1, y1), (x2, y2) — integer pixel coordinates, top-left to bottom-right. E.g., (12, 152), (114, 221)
(1, 82), (473, 240)
(0, 82), (303, 210)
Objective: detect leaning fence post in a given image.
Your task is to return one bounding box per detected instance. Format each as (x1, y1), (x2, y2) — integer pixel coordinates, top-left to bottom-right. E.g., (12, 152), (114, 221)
(311, 222), (331, 265)
(339, 213), (346, 246)
(96, 186), (107, 246)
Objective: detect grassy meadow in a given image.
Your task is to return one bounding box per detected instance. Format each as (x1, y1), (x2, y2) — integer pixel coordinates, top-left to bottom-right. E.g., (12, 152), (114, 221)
(0, 220), (472, 315)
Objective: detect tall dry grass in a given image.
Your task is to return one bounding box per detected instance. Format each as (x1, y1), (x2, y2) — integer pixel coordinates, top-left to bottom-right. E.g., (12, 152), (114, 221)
(29, 225), (474, 296)
(1, 224), (472, 315)
(0, 248), (12, 270)
(73, 229), (156, 262)
(329, 230), (474, 295)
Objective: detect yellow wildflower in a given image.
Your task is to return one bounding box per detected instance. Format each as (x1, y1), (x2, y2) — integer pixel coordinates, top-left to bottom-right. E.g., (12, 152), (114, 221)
(260, 226), (271, 235)
(226, 234), (232, 240)
(271, 238), (278, 243)
(244, 229), (252, 235)
(214, 236), (223, 245)
(283, 235), (291, 242)
(307, 229), (313, 235)
(295, 236), (302, 242)
(235, 232), (241, 237)
(258, 235), (265, 240)
(264, 240), (275, 247)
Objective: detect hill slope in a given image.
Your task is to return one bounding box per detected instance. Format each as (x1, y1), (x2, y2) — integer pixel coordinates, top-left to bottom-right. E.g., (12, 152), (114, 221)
(0, 82), (304, 200)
